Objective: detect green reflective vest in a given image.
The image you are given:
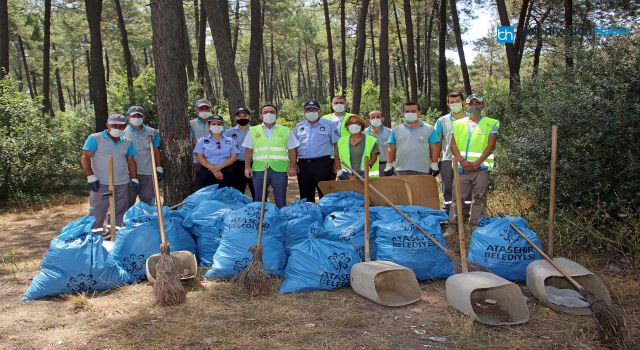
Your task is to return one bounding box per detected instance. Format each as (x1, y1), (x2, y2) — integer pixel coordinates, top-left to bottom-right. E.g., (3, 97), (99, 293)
(322, 112), (353, 136)
(250, 124), (290, 172)
(338, 134), (379, 177)
(453, 116), (500, 171)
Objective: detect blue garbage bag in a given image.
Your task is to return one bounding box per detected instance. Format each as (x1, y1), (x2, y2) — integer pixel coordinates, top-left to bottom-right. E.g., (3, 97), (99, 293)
(279, 200), (323, 256)
(279, 223), (360, 294)
(468, 216), (543, 281)
(175, 186), (251, 220)
(113, 203), (196, 282)
(373, 207), (454, 280)
(320, 210), (374, 261)
(204, 202), (286, 279)
(318, 191), (366, 217)
(23, 216), (130, 300)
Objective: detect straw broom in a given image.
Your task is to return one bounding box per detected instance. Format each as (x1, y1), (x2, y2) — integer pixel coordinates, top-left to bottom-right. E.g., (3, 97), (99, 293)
(232, 162), (271, 296)
(149, 136), (186, 305)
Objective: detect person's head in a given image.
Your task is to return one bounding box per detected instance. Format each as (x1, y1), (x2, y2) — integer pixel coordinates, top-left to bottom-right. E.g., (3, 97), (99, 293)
(207, 115), (225, 134)
(465, 94), (484, 115)
(126, 106), (145, 128)
(234, 107), (251, 126)
(402, 101), (421, 123)
(346, 114), (366, 135)
(259, 104), (278, 125)
(368, 110), (384, 128)
(303, 100), (321, 122)
(195, 99), (212, 119)
(331, 95), (348, 113)
(447, 91), (465, 113)
(106, 114), (127, 138)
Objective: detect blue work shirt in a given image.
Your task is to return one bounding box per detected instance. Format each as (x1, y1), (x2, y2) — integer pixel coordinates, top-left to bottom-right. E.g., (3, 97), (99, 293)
(295, 118), (340, 159)
(82, 130), (136, 185)
(223, 126), (250, 161)
(193, 135), (240, 165)
(388, 122), (441, 145)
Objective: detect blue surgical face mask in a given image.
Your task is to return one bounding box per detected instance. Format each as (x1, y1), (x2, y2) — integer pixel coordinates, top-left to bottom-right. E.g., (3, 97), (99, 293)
(467, 105), (482, 114)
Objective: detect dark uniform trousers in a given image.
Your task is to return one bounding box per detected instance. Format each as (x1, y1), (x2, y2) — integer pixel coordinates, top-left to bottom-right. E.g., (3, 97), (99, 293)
(230, 160), (255, 200)
(297, 155), (334, 203)
(197, 165), (235, 190)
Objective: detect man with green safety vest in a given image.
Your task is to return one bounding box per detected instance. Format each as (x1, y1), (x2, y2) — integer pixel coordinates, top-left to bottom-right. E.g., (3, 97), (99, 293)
(322, 95), (353, 137)
(334, 114), (379, 179)
(243, 104), (300, 208)
(446, 94), (500, 235)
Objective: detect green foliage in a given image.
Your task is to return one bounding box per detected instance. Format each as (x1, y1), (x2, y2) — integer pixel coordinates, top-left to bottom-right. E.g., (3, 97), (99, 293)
(107, 67), (157, 126)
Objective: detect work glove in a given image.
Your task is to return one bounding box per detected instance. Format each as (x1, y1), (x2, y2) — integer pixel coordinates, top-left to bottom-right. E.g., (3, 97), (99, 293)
(383, 163), (395, 177)
(429, 162), (440, 177)
(131, 178), (140, 194)
(358, 170), (365, 178)
(156, 166), (164, 181)
(87, 175), (100, 192)
(337, 169), (350, 181)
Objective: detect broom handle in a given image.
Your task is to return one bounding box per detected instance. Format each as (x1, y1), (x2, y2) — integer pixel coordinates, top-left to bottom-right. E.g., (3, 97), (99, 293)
(452, 159), (468, 273)
(149, 136), (168, 245)
(256, 162), (269, 247)
(341, 161), (451, 256)
(548, 125), (558, 256)
(107, 155), (117, 241)
(363, 156), (370, 262)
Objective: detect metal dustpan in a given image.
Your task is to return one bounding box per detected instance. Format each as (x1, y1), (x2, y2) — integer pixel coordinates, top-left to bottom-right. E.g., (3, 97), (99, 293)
(526, 257), (612, 315)
(146, 250), (198, 285)
(348, 158), (421, 306)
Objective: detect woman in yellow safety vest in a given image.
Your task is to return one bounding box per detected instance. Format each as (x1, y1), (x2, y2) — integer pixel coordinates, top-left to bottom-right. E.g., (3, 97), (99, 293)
(334, 114), (380, 179)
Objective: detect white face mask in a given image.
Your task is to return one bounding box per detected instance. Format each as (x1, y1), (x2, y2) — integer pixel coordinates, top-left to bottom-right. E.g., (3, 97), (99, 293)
(109, 128), (123, 138)
(404, 113), (419, 122)
(332, 103), (346, 113)
(370, 119), (382, 127)
(198, 111), (212, 119)
(348, 124), (362, 134)
(305, 112), (319, 122)
(449, 103), (463, 113)
(263, 113), (277, 124)
(209, 125), (224, 134)
(129, 117), (144, 126)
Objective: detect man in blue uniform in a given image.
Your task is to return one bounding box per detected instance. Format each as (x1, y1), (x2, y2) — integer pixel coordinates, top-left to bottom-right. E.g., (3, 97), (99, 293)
(190, 99), (213, 173)
(224, 107), (254, 199)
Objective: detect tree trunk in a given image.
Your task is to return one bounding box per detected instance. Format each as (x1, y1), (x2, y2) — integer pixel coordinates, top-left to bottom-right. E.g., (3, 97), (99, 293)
(105, 49), (110, 83)
(416, 13), (422, 94)
(564, 0), (573, 69)
(322, 0), (336, 97)
(248, 0), (262, 114)
(368, 7), (378, 85)
(17, 36), (34, 98)
(437, 0), (448, 114)
(197, 0), (214, 98)
(339, 0), (347, 95)
(297, 47), (302, 97)
(55, 67), (65, 112)
(181, 2), (195, 81)
(31, 71), (38, 96)
(71, 54), (77, 106)
(150, 0), (192, 205)
(232, 0), (240, 57)
(114, 0), (137, 104)
(403, 0), (418, 101)
(351, 0), (370, 114)
(85, 0), (108, 131)
(392, 1), (409, 100)
(314, 48), (324, 101)
(85, 49), (93, 103)
(204, 0), (245, 112)
(513, 0), (531, 75)
(379, 0), (390, 127)
(532, 8), (551, 77)
(496, 0), (519, 90)
(269, 32), (276, 101)
(143, 47), (149, 67)
(43, 0), (53, 115)
(194, 0), (199, 43)
(449, 0), (471, 95)
(425, 5), (434, 106)
(0, 0), (8, 79)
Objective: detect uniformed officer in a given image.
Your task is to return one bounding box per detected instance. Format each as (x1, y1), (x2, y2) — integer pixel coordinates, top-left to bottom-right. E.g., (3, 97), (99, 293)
(224, 107), (254, 199)
(321, 95), (353, 136)
(295, 100), (340, 203)
(190, 99), (213, 172)
(385, 101), (441, 176)
(365, 110), (392, 176)
(81, 114), (138, 231)
(243, 104), (299, 208)
(194, 115), (239, 189)
(123, 106), (162, 206)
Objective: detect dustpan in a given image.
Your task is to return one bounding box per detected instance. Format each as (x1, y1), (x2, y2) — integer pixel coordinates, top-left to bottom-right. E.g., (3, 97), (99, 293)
(146, 250), (198, 284)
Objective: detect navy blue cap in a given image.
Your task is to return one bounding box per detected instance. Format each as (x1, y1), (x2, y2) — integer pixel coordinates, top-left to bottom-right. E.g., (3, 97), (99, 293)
(126, 105), (145, 116)
(234, 107), (251, 116)
(207, 115), (224, 123)
(303, 100), (321, 110)
(195, 99), (212, 108)
(107, 114), (127, 125)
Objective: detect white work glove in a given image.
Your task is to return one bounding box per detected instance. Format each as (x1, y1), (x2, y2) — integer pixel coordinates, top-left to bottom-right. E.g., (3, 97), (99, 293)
(384, 164), (394, 172)
(430, 162), (439, 172)
(87, 175), (98, 183)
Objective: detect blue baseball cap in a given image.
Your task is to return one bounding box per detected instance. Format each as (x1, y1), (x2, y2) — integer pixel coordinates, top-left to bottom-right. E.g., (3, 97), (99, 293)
(195, 99), (212, 108)
(107, 114), (127, 125)
(234, 107), (251, 116)
(465, 94), (484, 103)
(207, 115), (224, 123)
(126, 105), (145, 116)
(304, 100), (321, 110)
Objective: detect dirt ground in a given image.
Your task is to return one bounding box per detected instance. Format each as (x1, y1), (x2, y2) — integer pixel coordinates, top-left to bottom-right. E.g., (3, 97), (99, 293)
(1, 180), (638, 349)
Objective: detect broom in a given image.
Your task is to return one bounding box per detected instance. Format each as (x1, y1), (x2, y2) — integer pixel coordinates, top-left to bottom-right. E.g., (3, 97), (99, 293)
(341, 160), (491, 273)
(149, 136), (186, 306)
(232, 162), (271, 296)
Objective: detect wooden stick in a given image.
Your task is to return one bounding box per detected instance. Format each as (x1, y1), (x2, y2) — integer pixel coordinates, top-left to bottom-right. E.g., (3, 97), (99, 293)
(149, 137), (167, 245)
(256, 162), (269, 248)
(107, 155), (116, 241)
(452, 159), (468, 273)
(548, 125), (558, 256)
(363, 156), (370, 262)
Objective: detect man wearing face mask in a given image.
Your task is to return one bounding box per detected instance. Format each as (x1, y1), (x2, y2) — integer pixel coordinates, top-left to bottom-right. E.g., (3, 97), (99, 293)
(322, 95), (353, 136)
(194, 115), (239, 189)
(123, 106), (162, 206)
(190, 99), (213, 173)
(365, 110), (392, 176)
(81, 114), (139, 231)
(447, 94), (500, 235)
(243, 104), (300, 208)
(224, 107), (255, 199)
(295, 100), (340, 202)
(386, 101), (441, 176)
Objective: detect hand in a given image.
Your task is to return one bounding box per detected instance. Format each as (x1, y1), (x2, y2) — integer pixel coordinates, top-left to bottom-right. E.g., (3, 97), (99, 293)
(358, 170), (365, 177)
(383, 164), (395, 176)
(156, 167), (164, 181)
(337, 169), (350, 180)
(429, 162), (440, 177)
(287, 164), (298, 177)
(470, 160), (482, 171)
(87, 175), (100, 192)
(460, 159), (474, 172)
(244, 167), (253, 179)
(210, 164), (222, 172)
(131, 179), (140, 194)
(213, 170), (224, 180)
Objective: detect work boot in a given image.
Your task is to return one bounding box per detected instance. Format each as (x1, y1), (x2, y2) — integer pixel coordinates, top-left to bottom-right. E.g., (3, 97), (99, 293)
(443, 224), (457, 238)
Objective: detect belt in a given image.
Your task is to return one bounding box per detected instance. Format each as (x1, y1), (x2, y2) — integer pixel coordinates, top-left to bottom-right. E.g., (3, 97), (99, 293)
(379, 161), (387, 165)
(298, 155), (331, 163)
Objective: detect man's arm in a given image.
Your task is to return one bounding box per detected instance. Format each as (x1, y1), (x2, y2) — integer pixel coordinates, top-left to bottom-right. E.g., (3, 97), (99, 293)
(430, 143), (440, 164)
(127, 156), (138, 179)
(288, 148), (298, 176)
(244, 148), (253, 178)
(450, 135), (473, 172)
(471, 134), (497, 170)
(81, 150), (94, 176)
(387, 144), (396, 164)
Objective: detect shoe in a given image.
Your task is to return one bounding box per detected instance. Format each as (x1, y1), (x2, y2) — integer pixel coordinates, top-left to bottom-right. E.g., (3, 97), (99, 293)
(443, 225), (457, 238)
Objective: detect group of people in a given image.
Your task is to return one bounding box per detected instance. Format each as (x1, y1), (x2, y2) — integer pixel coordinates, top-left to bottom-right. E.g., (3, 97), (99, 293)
(81, 91), (498, 236)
